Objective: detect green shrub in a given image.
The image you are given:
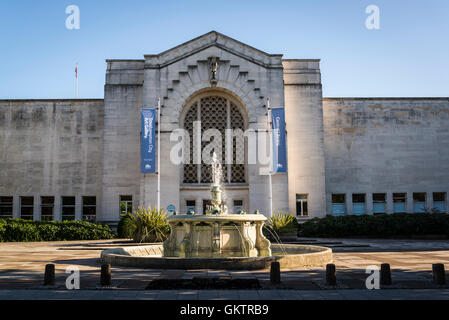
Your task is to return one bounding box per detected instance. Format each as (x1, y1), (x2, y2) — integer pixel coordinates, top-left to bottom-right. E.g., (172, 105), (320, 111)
(299, 213), (449, 238)
(265, 213), (299, 235)
(129, 206), (170, 243)
(117, 213), (134, 239)
(0, 218), (116, 242)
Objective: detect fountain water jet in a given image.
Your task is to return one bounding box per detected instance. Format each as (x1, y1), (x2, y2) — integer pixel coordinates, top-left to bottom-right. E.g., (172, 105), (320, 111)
(162, 152), (271, 258)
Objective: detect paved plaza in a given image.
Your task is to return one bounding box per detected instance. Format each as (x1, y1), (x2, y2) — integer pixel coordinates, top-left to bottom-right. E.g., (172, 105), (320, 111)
(2, 289), (449, 300)
(1, 238), (449, 298)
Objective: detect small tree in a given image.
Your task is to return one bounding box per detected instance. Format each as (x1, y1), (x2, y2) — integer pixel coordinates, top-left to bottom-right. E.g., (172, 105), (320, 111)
(265, 213), (299, 234)
(129, 206), (170, 243)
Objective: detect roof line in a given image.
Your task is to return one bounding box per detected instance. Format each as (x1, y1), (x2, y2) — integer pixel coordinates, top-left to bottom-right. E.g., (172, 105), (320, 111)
(144, 30), (282, 58)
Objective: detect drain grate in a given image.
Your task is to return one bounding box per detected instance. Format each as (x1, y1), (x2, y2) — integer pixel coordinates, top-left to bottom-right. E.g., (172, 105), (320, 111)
(146, 277), (261, 290)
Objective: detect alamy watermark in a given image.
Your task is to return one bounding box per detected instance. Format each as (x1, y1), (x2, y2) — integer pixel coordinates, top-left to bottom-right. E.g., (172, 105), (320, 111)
(365, 5), (380, 30)
(65, 265), (80, 290)
(365, 265), (380, 289)
(66, 5), (80, 30)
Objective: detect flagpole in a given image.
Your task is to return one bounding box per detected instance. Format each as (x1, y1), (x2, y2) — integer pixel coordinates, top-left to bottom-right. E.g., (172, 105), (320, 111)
(267, 98), (273, 217)
(157, 98), (161, 211)
(75, 63), (79, 99)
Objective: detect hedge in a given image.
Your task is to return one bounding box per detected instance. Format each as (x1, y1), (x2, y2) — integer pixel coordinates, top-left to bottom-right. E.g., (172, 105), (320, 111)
(299, 213), (449, 238)
(0, 218), (116, 242)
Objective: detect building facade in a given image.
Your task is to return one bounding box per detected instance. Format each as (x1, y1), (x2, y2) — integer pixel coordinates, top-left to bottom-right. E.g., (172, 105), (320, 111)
(1, 31), (448, 224)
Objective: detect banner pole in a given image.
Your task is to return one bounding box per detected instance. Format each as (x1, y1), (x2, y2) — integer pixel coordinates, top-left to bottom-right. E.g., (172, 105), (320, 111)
(267, 98), (273, 217)
(157, 98), (161, 211)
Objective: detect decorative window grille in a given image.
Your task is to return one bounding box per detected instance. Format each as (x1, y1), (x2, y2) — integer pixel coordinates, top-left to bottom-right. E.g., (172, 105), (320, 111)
(62, 196), (75, 221)
(41, 196), (54, 221)
(183, 96), (246, 184)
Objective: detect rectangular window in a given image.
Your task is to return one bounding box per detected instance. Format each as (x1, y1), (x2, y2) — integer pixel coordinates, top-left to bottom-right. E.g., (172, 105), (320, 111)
(296, 194), (308, 217)
(433, 192), (446, 213)
(120, 195), (133, 216)
(373, 193), (386, 215)
(20, 196), (34, 220)
(82, 196), (96, 221)
(413, 193), (426, 213)
(41, 196), (54, 221)
(233, 200), (244, 214)
(332, 194), (346, 216)
(393, 193), (407, 213)
(186, 200), (196, 214)
(0, 197), (13, 218)
(352, 194), (366, 215)
(62, 196), (75, 221)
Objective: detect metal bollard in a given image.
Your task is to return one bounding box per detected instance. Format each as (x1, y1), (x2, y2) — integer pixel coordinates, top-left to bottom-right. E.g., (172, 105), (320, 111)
(100, 264), (112, 286)
(270, 261), (281, 284)
(326, 264), (336, 286)
(380, 263), (392, 285)
(432, 263), (446, 285)
(44, 264), (55, 286)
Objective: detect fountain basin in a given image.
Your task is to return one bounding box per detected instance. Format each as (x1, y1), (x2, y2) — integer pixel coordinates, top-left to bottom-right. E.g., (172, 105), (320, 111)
(100, 244), (333, 270)
(163, 214), (271, 258)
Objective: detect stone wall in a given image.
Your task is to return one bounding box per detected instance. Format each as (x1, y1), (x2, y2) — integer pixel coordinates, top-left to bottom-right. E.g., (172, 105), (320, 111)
(103, 60), (144, 222)
(283, 60), (327, 219)
(0, 100), (104, 220)
(323, 98), (449, 214)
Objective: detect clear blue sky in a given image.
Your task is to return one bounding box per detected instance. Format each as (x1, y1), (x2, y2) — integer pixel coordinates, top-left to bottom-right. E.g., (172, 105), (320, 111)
(0, 0), (448, 99)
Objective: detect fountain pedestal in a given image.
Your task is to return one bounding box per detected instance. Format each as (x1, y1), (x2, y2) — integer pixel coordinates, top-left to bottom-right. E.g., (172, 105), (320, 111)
(163, 214), (271, 258)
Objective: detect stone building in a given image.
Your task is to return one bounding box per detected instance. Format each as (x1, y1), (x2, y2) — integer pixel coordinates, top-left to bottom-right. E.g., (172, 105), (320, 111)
(1, 31), (448, 225)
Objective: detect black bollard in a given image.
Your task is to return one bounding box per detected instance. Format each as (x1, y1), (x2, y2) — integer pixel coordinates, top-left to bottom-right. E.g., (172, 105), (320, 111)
(380, 263), (392, 285)
(44, 264), (55, 286)
(101, 264), (112, 286)
(326, 264), (336, 286)
(270, 261), (281, 284)
(432, 263), (446, 285)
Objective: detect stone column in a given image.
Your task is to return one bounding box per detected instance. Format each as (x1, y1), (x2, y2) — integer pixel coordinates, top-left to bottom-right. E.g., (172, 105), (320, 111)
(196, 197), (202, 215)
(226, 197), (233, 214)
(407, 192), (414, 213)
(426, 191), (433, 212)
(447, 191), (449, 214)
(366, 193), (373, 215)
(346, 192), (353, 215)
(75, 195), (82, 220)
(33, 195), (40, 221)
(53, 195), (61, 221)
(386, 192), (393, 214)
(13, 195), (20, 219)
(326, 192), (332, 215)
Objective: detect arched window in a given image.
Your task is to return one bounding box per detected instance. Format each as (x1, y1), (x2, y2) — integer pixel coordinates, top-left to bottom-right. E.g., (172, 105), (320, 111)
(182, 95), (246, 184)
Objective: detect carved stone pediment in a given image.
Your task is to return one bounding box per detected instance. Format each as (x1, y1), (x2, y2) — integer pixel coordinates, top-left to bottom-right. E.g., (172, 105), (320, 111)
(144, 31), (283, 69)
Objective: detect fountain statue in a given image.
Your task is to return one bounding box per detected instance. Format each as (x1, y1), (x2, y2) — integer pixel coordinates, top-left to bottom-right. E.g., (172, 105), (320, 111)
(206, 152), (227, 215)
(163, 152), (271, 258)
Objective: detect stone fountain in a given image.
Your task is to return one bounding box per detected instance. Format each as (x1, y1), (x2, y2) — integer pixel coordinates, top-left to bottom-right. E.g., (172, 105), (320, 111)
(100, 153), (333, 269)
(163, 153), (272, 258)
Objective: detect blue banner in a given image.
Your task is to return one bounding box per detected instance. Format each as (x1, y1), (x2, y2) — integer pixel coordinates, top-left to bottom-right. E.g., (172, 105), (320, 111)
(271, 108), (287, 173)
(141, 109), (156, 173)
